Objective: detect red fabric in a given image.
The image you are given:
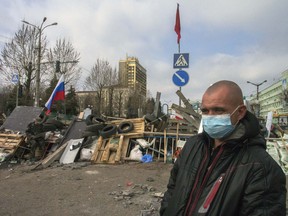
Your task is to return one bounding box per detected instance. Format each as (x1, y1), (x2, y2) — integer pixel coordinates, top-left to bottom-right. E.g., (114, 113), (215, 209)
(175, 112), (183, 120)
(174, 3), (181, 44)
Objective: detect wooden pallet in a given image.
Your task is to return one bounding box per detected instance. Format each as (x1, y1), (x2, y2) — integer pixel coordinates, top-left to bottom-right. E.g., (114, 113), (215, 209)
(0, 133), (25, 153)
(90, 118), (145, 164)
(91, 135), (131, 164)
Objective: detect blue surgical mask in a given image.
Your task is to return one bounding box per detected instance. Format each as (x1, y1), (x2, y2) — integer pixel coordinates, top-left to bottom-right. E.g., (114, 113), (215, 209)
(202, 106), (240, 139)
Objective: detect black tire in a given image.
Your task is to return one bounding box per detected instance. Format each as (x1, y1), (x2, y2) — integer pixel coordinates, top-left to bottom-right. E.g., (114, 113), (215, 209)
(118, 121), (134, 134)
(85, 114), (95, 125)
(92, 117), (106, 124)
(85, 115), (105, 125)
(86, 123), (107, 132)
(100, 124), (117, 139)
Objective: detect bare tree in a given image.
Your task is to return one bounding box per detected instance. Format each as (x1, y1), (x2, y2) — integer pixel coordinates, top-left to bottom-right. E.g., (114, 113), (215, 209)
(115, 90), (124, 117)
(84, 59), (115, 115)
(46, 39), (80, 87)
(106, 68), (118, 116)
(0, 24), (48, 105)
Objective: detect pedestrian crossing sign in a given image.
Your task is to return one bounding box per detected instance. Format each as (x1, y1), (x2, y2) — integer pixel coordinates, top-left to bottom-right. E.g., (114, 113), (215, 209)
(173, 53), (189, 69)
(11, 74), (19, 83)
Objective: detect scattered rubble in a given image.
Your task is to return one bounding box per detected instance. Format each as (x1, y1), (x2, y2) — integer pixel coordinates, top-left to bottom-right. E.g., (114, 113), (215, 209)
(108, 179), (163, 216)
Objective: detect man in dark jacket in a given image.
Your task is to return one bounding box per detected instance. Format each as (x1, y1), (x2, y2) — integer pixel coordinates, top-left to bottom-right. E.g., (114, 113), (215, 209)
(160, 80), (286, 216)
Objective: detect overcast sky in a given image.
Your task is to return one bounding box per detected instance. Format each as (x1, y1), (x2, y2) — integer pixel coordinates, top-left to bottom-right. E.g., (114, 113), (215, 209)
(1, 0), (288, 106)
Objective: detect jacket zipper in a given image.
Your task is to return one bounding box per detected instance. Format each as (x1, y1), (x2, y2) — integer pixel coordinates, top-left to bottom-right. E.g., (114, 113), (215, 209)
(198, 173), (226, 213)
(186, 145), (224, 216)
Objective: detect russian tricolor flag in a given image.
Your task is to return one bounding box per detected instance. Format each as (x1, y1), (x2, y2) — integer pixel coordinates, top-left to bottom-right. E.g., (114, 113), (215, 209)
(45, 74), (65, 114)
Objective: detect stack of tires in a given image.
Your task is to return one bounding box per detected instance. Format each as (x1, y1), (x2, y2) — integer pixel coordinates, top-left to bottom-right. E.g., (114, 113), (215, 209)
(82, 115), (107, 138)
(82, 115), (135, 139)
(100, 121), (134, 139)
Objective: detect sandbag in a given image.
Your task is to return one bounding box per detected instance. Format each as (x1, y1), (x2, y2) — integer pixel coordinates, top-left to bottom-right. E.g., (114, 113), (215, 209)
(129, 145), (143, 161)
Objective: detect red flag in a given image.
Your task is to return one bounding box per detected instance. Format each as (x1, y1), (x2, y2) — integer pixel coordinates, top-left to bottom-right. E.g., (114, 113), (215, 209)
(174, 3), (181, 44)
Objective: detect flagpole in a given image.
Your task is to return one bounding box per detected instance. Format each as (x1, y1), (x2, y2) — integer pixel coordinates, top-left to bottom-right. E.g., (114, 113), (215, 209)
(62, 77), (66, 122)
(175, 3), (182, 106)
(178, 41), (181, 106)
(63, 76), (66, 124)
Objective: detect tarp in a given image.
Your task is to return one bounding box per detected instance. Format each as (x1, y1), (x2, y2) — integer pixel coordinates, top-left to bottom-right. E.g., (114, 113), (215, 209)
(1, 106), (43, 133)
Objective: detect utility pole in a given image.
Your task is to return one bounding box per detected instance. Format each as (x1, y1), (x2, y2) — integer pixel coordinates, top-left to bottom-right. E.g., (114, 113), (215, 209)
(22, 17), (57, 107)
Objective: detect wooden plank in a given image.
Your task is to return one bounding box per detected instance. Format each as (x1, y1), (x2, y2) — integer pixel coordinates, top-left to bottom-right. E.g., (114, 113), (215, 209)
(121, 137), (131, 159)
(175, 90), (201, 119)
(101, 139), (112, 162)
(0, 137), (23, 141)
(172, 138), (175, 158)
(151, 136), (156, 158)
(108, 151), (116, 163)
(164, 129), (167, 163)
(144, 131), (192, 137)
(0, 145), (15, 150)
(78, 112), (84, 119)
(158, 137), (162, 160)
(176, 122), (179, 141)
(116, 132), (144, 138)
(91, 136), (104, 163)
(0, 139), (22, 143)
(0, 133), (24, 138)
(115, 135), (124, 162)
(33, 142), (68, 170)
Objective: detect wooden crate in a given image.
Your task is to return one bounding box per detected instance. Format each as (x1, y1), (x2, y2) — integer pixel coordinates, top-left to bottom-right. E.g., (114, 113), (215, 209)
(0, 133), (25, 152)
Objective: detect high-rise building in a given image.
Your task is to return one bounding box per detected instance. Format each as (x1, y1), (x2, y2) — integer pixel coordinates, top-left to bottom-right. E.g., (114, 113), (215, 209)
(118, 56), (147, 98)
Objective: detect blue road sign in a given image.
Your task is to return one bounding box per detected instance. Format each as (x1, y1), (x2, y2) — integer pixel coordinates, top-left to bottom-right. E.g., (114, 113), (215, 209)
(172, 70), (189, 87)
(173, 53), (189, 69)
(11, 74), (19, 83)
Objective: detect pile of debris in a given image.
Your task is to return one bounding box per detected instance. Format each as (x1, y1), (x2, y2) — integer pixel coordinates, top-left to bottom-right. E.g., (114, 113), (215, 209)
(0, 91), (201, 169)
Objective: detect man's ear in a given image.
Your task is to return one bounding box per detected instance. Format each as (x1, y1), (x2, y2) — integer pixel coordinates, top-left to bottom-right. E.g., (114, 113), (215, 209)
(238, 105), (247, 120)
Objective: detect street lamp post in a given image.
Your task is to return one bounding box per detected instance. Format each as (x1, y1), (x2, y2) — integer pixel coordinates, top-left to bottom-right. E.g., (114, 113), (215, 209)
(247, 80), (267, 100)
(22, 17), (57, 107)
(247, 80), (267, 117)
